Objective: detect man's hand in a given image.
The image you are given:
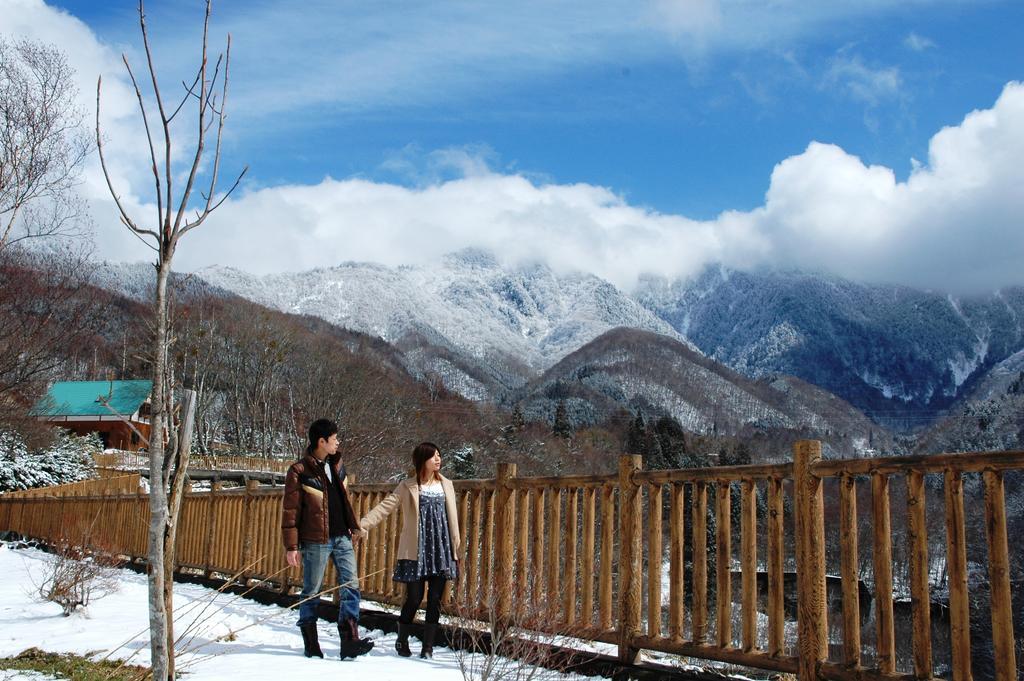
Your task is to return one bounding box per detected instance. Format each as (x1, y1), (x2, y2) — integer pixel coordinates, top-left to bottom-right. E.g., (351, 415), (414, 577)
(285, 550), (300, 568)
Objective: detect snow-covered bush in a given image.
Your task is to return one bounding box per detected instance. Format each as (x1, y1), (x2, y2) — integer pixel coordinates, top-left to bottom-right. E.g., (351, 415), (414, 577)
(0, 429), (100, 492)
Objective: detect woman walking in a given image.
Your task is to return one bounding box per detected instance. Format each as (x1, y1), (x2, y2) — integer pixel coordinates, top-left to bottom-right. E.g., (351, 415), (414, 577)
(359, 442), (460, 659)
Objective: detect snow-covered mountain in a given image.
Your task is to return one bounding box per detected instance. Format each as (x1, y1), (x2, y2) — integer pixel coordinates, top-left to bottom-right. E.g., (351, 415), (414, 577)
(92, 254), (1024, 431)
(914, 349), (1024, 455)
(636, 266), (1024, 429)
(513, 327), (888, 455)
(192, 249), (692, 398)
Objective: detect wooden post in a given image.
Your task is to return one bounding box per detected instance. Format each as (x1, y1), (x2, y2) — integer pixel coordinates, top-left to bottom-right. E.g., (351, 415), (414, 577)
(581, 487), (596, 628)
(355, 491), (370, 593)
(241, 478), (259, 582)
(516, 488), (530, 618)
(669, 483), (685, 642)
(467, 490), (482, 612)
(647, 483), (663, 638)
(480, 489), (494, 607)
(794, 440), (826, 681)
(205, 479), (221, 577)
(906, 470), (932, 678)
(944, 471), (971, 681)
(458, 489), (468, 606)
(983, 470), (1016, 681)
(618, 454), (643, 664)
(546, 488), (562, 620)
(716, 481), (733, 648)
(767, 477), (785, 657)
(839, 473), (861, 668)
(692, 481), (708, 645)
(564, 488), (579, 625)
(740, 479), (757, 652)
(494, 463), (517, 623)
(375, 491), (388, 594)
(532, 489), (545, 615)
(599, 485), (614, 630)
(871, 472), (895, 673)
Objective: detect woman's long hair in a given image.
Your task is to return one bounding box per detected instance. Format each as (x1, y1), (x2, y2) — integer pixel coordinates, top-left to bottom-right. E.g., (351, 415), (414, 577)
(412, 442), (441, 484)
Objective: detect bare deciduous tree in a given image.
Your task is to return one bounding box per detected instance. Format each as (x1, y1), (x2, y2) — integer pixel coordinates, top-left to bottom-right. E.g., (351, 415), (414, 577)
(0, 38), (91, 252)
(95, 2), (246, 679)
(0, 246), (104, 436)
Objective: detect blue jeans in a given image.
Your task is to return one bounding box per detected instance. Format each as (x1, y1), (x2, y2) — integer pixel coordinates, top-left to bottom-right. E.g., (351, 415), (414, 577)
(297, 535), (361, 627)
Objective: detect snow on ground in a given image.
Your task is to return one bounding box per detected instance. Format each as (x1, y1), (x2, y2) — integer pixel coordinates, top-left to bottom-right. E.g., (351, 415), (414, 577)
(0, 542), (583, 681)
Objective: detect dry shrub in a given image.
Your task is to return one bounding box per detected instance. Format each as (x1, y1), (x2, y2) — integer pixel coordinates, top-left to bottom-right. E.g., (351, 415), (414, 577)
(449, 583), (596, 681)
(36, 517), (123, 616)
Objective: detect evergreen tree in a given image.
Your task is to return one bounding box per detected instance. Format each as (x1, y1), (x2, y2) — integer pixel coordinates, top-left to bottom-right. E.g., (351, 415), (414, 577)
(553, 401), (572, 439)
(626, 412), (646, 455)
(1008, 372), (1024, 395)
(511, 404), (525, 430)
(642, 428), (665, 468)
(719, 441), (752, 467)
(653, 415), (687, 467)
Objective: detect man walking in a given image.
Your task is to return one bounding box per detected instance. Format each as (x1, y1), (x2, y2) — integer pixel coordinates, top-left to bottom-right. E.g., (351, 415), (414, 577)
(282, 418), (374, 659)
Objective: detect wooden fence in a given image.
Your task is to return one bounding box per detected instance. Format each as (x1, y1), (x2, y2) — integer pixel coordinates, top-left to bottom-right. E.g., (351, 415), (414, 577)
(2, 441), (1021, 681)
(0, 473), (142, 499)
(94, 451), (293, 474)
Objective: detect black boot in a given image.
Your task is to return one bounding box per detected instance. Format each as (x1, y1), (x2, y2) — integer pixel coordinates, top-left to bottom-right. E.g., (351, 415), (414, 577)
(299, 623), (323, 658)
(395, 622), (412, 657)
(419, 623), (437, 659)
(338, 618), (374, 659)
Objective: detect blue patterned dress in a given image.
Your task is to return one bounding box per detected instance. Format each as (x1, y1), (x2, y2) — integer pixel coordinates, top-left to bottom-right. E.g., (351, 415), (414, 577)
(393, 481), (458, 582)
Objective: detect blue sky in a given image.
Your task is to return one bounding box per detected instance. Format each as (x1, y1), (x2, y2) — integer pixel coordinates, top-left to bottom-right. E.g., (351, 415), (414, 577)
(3, 0), (1023, 290)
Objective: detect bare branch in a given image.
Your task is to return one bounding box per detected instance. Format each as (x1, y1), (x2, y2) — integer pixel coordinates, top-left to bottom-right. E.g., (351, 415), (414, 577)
(138, 0), (174, 245)
(95, 76), (153, 245)
(97, 394), (151, 448)
(168, 67), (204, 123)
(121, 55), (164, 231)
(179, 165), (247, 236)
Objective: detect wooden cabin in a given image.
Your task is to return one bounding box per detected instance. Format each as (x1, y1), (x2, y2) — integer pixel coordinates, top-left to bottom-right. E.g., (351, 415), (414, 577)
(33, 380), (153, 451)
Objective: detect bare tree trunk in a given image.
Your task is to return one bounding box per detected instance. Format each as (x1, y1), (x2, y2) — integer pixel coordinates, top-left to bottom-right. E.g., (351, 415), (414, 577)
(163, 388), (196, 679)
(147, 261), (171, 681)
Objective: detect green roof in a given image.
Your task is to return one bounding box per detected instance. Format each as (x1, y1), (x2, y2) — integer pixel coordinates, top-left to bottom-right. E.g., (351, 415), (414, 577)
(33, 380), (153, 418)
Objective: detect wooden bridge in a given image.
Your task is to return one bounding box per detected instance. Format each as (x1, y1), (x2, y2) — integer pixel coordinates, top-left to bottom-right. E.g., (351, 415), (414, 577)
(2, 441), (1021, 680)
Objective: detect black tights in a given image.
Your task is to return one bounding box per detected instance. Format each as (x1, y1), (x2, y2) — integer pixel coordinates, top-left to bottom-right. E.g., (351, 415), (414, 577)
(399, 575), (448, 625)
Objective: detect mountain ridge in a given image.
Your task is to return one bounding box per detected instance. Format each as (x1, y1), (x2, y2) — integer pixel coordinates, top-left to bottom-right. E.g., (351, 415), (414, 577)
(92, 253), (1024, 432)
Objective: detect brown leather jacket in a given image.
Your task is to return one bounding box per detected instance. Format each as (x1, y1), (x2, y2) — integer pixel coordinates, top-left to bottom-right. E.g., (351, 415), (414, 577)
(281, 452), (359, 551)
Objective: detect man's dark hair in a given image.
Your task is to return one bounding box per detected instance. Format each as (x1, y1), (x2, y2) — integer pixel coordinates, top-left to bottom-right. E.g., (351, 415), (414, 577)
(307, 418), (339, 455)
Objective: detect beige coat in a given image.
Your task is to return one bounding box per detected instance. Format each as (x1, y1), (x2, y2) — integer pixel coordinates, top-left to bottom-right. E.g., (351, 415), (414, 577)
(359, 475), (461, 563)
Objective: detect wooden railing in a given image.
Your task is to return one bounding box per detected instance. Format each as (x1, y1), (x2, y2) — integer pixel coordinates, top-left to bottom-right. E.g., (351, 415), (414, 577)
(810, 446), (1023, 681)
(2, 441), (1021, 680)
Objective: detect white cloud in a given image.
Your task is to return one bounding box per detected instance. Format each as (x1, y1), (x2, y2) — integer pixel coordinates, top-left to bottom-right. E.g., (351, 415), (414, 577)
(171, 82), (1024, 294)
(824, 53), (902, 106)
(904, 32), (937, 51)
(753, 81), (1024, 291)
(5, 1), (1021, 295)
